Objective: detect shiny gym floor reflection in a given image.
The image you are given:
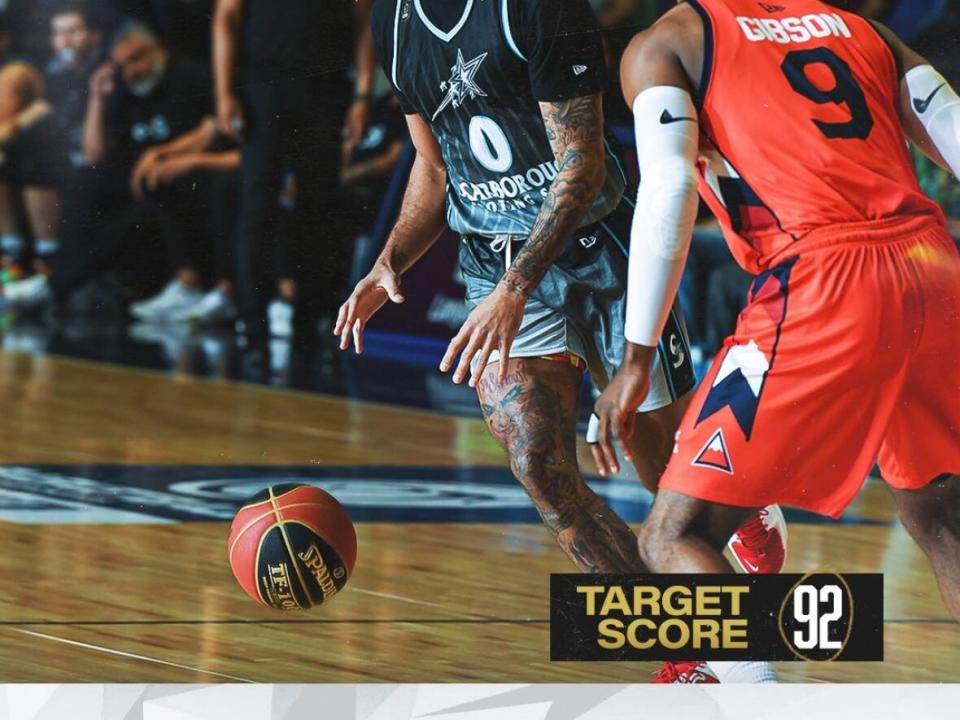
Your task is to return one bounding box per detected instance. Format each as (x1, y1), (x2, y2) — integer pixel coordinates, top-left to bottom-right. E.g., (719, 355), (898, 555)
(0, 324), (956, 682)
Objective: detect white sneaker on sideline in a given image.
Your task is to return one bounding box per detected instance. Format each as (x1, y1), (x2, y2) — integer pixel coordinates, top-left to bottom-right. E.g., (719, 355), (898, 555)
(268, 298), (294, 338)
(2, 275), (52, 309)
(173, 289), (237, 325)
(130, 280), (203, 322)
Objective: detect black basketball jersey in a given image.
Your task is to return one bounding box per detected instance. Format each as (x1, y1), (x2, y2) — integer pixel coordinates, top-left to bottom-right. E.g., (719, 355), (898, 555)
(372, 0), (627, 236)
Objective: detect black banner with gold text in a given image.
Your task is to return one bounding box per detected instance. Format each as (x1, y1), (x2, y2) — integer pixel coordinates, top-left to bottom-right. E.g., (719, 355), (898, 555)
(550, 573), (883, 661)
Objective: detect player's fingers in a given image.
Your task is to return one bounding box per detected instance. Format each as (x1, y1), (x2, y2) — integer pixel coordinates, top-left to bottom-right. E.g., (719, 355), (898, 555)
(610, 410), (623, 445)
(595, 411), (610, 476)
(590, 442), (607, 479)
(334, 302), (348, 336)
(623, 409), (637, 440)
(339, 302), (357, 350)
(621, 411), (637, 462)
(335, 295), (359, 336)
(452, 331), (484, 385)
(352, 319), (365, 355)
(497, 334), (514, 384)
(440, 325), (470, 372)
(469, 334), (497, 389)
(597, 411), (621, 476)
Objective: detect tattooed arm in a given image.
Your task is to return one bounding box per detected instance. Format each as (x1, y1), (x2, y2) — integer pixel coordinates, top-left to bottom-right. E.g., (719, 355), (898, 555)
(501, 94), (607, 296)
(335, 113), (447, 353)
(440, 94), (607, 385)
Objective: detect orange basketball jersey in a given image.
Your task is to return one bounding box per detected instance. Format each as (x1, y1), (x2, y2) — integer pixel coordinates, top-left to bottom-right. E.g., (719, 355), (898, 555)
(690, 0), (944, 272)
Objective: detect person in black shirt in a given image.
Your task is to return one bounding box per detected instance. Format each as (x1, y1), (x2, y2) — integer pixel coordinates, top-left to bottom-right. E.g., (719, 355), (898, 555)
(4, 21), (235, 312)
(44, 1), (103, 170)
(0, 3), (103, 283)
(213, 0), (376, 338)
(83, 21), (212, 173)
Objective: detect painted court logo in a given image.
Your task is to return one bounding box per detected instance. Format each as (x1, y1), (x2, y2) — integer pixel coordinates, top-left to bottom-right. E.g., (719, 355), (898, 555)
(0, 465), (656, 524)
(693, 429), (734, 474)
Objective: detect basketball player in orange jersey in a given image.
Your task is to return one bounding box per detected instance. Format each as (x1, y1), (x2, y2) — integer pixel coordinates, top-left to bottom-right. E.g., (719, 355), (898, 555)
(336, 0), (787, 579)
(593, 0), (960, 683)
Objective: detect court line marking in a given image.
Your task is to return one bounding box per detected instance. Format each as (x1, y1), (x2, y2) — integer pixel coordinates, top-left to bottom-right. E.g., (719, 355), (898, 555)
(11, 628), (256, 683)
(3, 618), (550, 626)
(0, 618), (950, 627)
(350, 587), (495, 618)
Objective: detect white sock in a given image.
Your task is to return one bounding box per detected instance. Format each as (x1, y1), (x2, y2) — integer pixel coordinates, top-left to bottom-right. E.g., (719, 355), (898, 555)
(35, 238), (60, 257)
(706, 661), (778, 683)
(1, 233), (25, 257)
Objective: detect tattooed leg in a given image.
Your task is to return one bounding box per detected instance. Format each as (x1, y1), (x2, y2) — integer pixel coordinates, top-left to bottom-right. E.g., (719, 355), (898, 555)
(477, 357), (646, 573)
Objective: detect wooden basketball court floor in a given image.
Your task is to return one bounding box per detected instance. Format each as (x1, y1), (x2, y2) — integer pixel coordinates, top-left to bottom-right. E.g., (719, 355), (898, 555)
(0, 349), (956, 684)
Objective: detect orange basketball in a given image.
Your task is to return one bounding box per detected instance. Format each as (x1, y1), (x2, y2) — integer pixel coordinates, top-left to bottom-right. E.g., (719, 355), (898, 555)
(227, 484), (357, 610)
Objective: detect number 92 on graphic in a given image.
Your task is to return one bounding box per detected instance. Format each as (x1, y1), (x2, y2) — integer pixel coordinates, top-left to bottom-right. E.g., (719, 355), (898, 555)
(550, 574), (883, 662)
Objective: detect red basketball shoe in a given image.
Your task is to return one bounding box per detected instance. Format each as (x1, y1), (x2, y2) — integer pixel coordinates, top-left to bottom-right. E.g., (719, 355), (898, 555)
(728, 505), (787, 574)
(652, 661), (719, 684)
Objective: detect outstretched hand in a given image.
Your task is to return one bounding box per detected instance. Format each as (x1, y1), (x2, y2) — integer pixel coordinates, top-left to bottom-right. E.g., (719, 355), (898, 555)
(334, 262), (405, 353)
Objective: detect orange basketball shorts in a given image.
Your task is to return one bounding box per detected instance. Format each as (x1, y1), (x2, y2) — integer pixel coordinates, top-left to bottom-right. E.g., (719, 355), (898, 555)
(660, 217), (960, 517)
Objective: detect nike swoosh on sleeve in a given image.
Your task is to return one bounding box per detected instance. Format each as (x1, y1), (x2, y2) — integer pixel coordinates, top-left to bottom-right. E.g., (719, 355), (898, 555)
(660, 109), (697, 124)
(914, 83), (945, 114)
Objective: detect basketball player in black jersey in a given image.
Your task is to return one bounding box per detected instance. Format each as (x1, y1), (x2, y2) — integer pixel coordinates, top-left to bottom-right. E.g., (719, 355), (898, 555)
(336, 0), (698, 573)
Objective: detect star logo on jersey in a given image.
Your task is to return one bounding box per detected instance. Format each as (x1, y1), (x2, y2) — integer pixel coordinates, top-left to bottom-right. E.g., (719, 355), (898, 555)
(432, 49), (488, 121)
(695, 260), (796, 440)
(692, 429), (733, 474)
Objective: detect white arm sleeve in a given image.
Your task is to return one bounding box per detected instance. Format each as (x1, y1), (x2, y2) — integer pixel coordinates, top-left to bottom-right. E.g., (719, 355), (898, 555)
(905, 64), (960, 178)
(624, 85), (700, 347)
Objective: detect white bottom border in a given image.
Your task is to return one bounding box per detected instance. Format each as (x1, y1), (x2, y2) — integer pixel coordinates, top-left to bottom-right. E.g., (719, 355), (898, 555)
(1, 683), (957, 719)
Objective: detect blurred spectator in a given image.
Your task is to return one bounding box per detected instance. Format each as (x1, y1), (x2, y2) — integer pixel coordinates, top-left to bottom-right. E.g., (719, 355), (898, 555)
(0, 62), (60, 279)
(339, 94), (406, 288)
(0, 3), (104, 292)
(141, 0), (214, 63)
(4, 21), (238, 315)
(339, 96), (405, 223)
(0, 0), (123, 64)
(45, 2), (103, 170)
(127, 116), (239, 324)
(82, 21), (209, 171)
(213, 0), (376, 339)
(591, 0), (661, 126)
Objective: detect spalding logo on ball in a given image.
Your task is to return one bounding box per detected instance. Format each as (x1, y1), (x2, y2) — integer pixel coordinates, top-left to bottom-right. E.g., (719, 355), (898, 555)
(228, 484), (358, 610)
